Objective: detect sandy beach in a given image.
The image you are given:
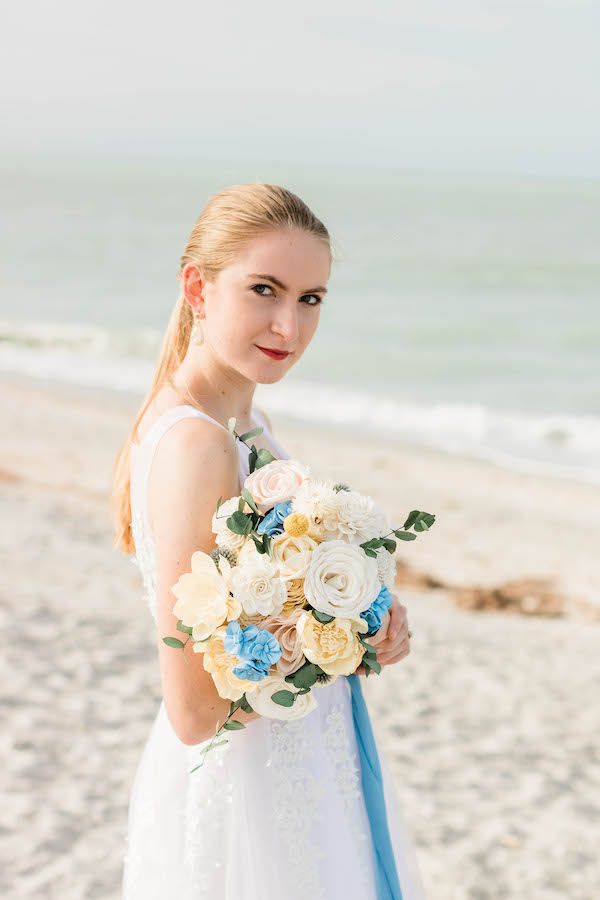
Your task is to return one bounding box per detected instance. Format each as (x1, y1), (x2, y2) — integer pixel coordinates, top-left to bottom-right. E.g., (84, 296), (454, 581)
(2, 374), (599, 899)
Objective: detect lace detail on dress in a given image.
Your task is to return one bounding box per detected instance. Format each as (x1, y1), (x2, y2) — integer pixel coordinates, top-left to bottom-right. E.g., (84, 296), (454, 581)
(323, 700), (373, 889)
(130, 507), (158, 622)
(122, 796), (157, 898)
(269, 718), (327, 898)
(183, 740), (233, 896)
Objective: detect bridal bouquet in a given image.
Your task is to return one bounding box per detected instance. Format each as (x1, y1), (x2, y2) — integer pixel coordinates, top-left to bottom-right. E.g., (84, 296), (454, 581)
(163, 417), (435, 768)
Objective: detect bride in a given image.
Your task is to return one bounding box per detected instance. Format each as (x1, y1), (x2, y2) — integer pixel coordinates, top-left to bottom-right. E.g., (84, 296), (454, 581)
(111, 183), (426, 899)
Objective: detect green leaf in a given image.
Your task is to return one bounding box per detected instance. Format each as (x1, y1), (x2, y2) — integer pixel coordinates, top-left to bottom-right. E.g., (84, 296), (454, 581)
(238, 426), (263, 442)
(227, 510), (253, 535)
(254, 447), (277, 469)
(228, 417), (237, 433)
(215, 496), (223, 514)
(176, 620), (193, 635)
(223, 720), (246, 730)
(291, 662), (319, 690)
(363, 547), (378, 557)
(240, 488), (259, 514)
(311, 610), (335, 625)
(393, 530), (417, 542)
(382, 539), (397, 553)
(238, 694), (254, 713)
(363, 656), (382, 675)
(403, 510), (420, 530)
(271, 689), (296, 707)
(162, 636), (185, 649)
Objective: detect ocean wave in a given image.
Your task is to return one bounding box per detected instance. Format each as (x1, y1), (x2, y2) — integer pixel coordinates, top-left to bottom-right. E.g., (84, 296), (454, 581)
(2, 321), (599, 485)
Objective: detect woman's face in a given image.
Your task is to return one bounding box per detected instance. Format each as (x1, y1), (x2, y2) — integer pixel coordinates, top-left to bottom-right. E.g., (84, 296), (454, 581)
(184, 227), (330, 384)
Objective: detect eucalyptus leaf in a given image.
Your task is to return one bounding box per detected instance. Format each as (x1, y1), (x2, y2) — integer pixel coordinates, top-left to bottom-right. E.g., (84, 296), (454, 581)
(311, 610), (334, 625)
(162, 636), (185, 649)
(223, 720), (246, 730)
(271, 690), (296, 707)
(382, 538), (397, 553)
(393, 530), (417, 542)
(227, 510), (253, 535)
(176, 621), (193, 635)
(291, 662), (319, 689)
(238, 426), (263, 442)
(238, 695), (254, 713)
(240, 488), (259, 514)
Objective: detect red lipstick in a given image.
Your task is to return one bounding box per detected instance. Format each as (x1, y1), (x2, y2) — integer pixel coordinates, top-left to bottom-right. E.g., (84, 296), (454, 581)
(256, 345), (291, 360)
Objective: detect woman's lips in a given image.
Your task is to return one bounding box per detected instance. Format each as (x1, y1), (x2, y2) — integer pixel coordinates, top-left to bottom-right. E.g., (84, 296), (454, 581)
(256, 345), (291, 360)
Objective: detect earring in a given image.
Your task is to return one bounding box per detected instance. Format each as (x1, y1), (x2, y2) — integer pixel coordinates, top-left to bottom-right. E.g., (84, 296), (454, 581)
(191, 315), (204, 346)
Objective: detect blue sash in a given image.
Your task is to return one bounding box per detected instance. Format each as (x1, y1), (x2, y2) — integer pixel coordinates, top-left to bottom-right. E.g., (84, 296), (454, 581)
(348, 673), (404, 899)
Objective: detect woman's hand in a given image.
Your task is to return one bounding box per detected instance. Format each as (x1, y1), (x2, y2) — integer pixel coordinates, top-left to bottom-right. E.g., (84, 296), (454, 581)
(353, 597), (411, 676)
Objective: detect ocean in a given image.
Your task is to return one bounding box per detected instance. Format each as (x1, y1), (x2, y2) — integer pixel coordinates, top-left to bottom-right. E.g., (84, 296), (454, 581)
(1, 156), (599, 483)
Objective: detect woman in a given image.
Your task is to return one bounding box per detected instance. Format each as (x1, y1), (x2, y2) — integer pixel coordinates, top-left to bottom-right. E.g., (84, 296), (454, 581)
(112, 183), (426, 898)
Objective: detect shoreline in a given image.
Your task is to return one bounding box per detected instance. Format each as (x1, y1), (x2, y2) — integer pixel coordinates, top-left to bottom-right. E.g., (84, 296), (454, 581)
(2, 371), (599, 619)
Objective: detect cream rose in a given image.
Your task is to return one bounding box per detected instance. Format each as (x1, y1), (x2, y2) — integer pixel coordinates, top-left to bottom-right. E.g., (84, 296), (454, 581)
(193, 626), (257, 701)
(171, 550), (240, 641)
(296, 610), (368, 676)
(244, 458), (311, 514)
(270, 531), (319, 582)
(230, 545), (287, 617)
(303, 539), (380, 618)
(245, 673), (317, 720)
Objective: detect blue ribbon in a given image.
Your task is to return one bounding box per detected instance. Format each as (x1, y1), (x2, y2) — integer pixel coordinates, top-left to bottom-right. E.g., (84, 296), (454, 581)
(348, 673), (404, 900)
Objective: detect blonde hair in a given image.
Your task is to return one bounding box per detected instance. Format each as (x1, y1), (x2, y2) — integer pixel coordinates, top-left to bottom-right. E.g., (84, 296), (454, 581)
(111, 182), (332, 554)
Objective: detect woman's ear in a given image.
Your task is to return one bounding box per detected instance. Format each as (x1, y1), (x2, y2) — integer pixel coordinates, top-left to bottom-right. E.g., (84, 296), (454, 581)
(180, 263), (205, 315)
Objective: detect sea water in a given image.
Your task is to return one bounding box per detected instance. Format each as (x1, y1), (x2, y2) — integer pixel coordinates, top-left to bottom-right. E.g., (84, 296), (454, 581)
(1, 156), (599, 483)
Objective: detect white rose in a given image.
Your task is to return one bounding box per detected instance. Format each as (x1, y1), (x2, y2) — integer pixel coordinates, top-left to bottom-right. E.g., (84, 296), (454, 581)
(244, 458), (311, 514)
(230, 545), (287, 617)
(211, 496), (251, 552)
(303, 539), (380, 618)
(270, 531), (320, 581)
(245, 674), (318, 720)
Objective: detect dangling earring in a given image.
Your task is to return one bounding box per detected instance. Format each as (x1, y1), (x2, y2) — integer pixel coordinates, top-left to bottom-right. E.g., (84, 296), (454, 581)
(191, 314), (204, 346)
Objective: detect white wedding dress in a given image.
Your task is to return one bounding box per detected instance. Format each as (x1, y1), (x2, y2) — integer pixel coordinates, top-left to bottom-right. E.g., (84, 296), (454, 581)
(122, 403), (426, 899)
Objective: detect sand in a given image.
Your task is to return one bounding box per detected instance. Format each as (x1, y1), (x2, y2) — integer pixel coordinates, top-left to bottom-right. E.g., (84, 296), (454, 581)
(1, 374), (599, 899)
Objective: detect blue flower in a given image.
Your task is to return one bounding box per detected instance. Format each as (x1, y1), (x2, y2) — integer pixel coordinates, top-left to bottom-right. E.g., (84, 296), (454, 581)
(360, 585), (394, 636)
(232, 659), (271, 681)
(256, 500), (293, 536)
(224, 620), (282, 672)
(223, 620), (245, 657)
(244, 628), (282, 667)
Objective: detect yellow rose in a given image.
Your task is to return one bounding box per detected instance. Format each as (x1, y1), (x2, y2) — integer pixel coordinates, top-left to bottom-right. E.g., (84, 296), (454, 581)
(296, 610), (368, 676)
(193, 626), (257, 701)
(172, 550), (240, 641)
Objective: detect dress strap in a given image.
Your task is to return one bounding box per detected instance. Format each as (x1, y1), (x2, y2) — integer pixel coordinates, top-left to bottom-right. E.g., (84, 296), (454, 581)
(130, 405), (231, 531)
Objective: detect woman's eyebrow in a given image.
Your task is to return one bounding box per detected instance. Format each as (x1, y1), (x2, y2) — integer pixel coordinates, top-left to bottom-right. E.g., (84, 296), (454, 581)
(249, 273), (328, 294)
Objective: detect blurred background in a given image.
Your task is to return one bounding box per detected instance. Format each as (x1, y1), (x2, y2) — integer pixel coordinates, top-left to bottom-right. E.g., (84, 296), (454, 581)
(1, 3), (599, 899)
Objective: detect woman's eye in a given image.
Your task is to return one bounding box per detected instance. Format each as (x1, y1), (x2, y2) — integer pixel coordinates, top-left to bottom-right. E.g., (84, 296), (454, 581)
(301, 294), (323, 306)
(252, 283), (274, 297)
(251, 284), (322, 306)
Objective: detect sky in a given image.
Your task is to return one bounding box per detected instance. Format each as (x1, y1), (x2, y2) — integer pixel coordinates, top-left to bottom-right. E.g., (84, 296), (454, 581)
(2, 0), (600, 176)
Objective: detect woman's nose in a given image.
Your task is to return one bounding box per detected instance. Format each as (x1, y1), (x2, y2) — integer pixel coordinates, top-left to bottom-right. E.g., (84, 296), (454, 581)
(271, 306), (300, 343)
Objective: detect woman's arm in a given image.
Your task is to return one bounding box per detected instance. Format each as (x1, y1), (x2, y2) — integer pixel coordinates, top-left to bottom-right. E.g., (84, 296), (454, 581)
(148, 417), (262, 745)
